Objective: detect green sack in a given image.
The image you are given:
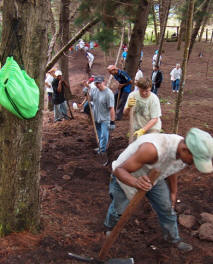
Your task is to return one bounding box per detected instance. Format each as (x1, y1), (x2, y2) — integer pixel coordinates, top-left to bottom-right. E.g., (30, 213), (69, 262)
(0, 56), (39, 119)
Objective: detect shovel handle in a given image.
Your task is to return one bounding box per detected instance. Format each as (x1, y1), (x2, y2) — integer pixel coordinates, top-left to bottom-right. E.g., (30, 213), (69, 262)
(99, 169), (160, 260)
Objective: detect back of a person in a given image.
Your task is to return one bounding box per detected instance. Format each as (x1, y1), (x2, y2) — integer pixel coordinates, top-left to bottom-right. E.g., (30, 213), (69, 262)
(52, 78), (65, 105)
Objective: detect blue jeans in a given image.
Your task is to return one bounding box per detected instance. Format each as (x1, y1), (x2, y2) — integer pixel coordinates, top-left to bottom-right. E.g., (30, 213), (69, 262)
(95, 121), (110, 153)
(54, 101), (67, 121)
(172, 79), (180, 92)
(151, 84), (159, 95)
(104, 175), (180, 243)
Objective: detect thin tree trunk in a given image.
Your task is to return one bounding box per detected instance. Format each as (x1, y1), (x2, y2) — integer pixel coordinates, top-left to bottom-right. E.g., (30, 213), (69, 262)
(0, 0), (49, 235)
(59, 0), (72, 99)
(152, 0), (158, 44)
(156, 0), (171, 66)
(107, 26), (125, 88)
(188, 0), (211, 59)
(125, 0), (151, 81)
(177, 18), (185, 50)
(46, 17), (100, 72)
(173, 0), (195, 134)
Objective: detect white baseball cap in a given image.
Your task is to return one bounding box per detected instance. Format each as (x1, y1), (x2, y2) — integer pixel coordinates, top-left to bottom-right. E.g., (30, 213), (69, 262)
(55, 70), (62, 77)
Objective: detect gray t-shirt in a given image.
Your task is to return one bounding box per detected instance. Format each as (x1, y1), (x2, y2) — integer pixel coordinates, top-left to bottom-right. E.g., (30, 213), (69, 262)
(90, 86), (114, 123)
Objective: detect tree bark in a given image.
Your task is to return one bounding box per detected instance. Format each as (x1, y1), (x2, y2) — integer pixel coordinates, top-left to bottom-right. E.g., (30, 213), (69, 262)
(159, 0), (167, 35)
(156, 0), (171, 66)
(173, 0), (194, 134)
(46, 17), (100, 72)
(59, 0), (72, 99)
(152, 0), (158, 44)
(188, 0), (211, 59)
(125, 0), (151, 81)
(177, 18), (186, 50)
(0, 0), (49, 235)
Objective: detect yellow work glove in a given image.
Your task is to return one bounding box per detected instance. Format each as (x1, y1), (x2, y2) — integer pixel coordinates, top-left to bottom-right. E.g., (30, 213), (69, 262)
(127, 97), (136, 108)
(134, 128), (146, 138)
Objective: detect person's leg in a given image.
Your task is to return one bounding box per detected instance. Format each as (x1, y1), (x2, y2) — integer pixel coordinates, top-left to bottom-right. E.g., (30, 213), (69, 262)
(99, 121), (110, 153)
(104, 175), (129, 229)
(114, 91), (118, 109)
(175, 79), (180, 92)
(54, 104), (62, 122)
(95, 122), (101, 143)
(116, 91), (129, 120)
(60, 101), (68, 119)
(146, 180), (180, 243)
(47, 92), (53, 111)
(172, 81), (176, 92)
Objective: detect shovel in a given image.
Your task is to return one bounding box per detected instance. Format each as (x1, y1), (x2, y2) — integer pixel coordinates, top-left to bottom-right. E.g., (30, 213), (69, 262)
(68, 169), (160, 264)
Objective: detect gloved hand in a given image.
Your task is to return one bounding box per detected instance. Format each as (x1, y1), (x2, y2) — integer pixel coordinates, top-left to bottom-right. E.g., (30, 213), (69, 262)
(109, 121), (116, 131)
(82, 87), (89, 95)
(134, 128), (145, 138)
(127, 97), (136, 108)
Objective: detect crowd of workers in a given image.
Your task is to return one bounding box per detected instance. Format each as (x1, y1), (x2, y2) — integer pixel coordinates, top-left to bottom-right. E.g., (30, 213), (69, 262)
(44, 38), (213, 255)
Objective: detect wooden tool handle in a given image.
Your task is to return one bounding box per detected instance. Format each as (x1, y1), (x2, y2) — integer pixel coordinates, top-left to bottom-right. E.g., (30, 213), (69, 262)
(99, 169), (160, 260)
(128, 107), (134, 144)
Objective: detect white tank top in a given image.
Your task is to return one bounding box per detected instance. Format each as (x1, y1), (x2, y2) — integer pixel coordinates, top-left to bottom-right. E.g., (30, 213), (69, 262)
(112, 133), (186, 200)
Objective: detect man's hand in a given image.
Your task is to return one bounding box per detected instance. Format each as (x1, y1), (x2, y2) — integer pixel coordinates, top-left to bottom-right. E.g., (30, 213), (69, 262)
(134, 128), (145, 138)
(127, 97), (136, 108)
(118, 83), (123, 89)
(134, 175), (152, 192)
(170, 192), (177, 208)
(109, 121), (116, 131)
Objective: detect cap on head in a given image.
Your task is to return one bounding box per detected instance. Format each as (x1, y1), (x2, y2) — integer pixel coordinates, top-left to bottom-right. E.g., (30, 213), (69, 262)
(94, 75), (104, 83)
(107, 65), (117, 71)
(55, 70), (62, 77)
(186, 128), (213, 173)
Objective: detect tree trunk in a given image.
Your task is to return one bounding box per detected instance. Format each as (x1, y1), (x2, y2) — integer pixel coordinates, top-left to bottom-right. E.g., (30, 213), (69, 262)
(177, 18), (186, 50)
(173, 0), (194, 134)
(46, 17), (100, 72)
(125, 0), (151, 81)
(156, 0), (171, 66)
(152, 0), (158, 45)
(188, 0), (211, 59)
(159, 0), (167, 35)
(59, 0), (72, 99)
(0, 0), (49, 236)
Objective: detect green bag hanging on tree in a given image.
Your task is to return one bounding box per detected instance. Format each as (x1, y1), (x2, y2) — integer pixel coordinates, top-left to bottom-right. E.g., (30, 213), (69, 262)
(0, 56), (40, 119)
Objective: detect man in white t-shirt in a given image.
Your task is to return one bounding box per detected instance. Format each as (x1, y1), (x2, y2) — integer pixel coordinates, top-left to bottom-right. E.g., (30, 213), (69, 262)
(134, 66), (144, 91)
(170, 63), (182, 93)
(123, 78), (162, 139)
(152, 50), (162, 66)
(104, 128), (213, 252)
(86, 51), (94, 77)
(45, 68), (56, 111)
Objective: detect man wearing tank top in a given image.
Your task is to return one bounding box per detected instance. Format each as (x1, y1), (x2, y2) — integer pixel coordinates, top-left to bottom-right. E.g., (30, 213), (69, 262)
(104, 128), (213, 252)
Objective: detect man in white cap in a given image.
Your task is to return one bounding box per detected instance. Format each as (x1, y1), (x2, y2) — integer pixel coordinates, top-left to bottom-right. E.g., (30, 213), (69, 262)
(52, 70), (69, 122)
(104, 128), (213, 252)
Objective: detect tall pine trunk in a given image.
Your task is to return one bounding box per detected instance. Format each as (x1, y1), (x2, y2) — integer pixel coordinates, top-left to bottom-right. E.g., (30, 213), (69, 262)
(152, 0), (158, 45)
(0, 0), (49, 236)
(125, 0), (151, 81)
(173, 0), (194, 133)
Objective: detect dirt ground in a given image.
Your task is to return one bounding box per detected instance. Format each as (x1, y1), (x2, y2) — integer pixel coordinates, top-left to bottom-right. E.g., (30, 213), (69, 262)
(0, 42), (213, 264)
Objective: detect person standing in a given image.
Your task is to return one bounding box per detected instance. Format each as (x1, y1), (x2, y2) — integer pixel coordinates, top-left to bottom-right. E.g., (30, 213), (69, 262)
(52, 70), (69, 122)
(121, 48), (128, 69)
(104, 127), (213, 252)
(45, 68), (56, 111)
(124, 78), (162, 138)
(152, 50), (162, 66)
(86, 50), (94, 77)
(134, 66), (144, 91)
(90, 75), (115, 165)
(170, 64), (182, 93)
(151, 65), (163, 95)
(107, 65), (132, 121)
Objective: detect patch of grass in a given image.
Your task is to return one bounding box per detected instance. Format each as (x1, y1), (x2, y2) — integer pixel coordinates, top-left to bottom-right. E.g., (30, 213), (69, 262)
(203, 123), (209, 128)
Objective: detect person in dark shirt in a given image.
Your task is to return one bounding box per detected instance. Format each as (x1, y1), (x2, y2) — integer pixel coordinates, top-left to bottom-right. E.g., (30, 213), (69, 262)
(52, 70), (69, 122)
(151, 65), (163, 95)
(107, 65), (132, 120)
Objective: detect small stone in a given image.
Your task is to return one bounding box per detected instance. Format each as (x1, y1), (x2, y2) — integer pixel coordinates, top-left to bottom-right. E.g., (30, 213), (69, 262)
(200, 212), (213, 224)
(179, 214), (196, 229)
(199, 223), (213, 241)
(62, 175), (71, 180)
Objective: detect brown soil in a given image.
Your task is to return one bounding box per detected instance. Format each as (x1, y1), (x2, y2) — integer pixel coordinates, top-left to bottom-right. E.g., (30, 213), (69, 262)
(0, 42), (213, 264)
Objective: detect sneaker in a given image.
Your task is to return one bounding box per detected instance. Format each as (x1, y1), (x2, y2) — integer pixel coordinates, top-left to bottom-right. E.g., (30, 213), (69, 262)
(175, 241), (193, 252)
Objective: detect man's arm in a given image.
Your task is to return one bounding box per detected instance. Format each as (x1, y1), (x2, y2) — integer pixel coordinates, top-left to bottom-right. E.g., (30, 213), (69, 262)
(142, 118), (159, 133)
(114, 143), (158, 191)
(57, 80), (62, 93)
(167, 173), (178, 207)
(109, 107), (115, 121)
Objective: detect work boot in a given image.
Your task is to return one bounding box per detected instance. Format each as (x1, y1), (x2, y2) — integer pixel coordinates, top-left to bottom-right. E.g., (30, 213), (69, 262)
(175, 241), (193, 252)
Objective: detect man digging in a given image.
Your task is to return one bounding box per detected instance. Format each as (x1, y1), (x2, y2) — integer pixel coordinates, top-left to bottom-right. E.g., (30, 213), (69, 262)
(104, 128), (213, 252)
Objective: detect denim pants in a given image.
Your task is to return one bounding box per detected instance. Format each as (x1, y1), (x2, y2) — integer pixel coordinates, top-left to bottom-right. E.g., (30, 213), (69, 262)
(95, 121), (110, 153)
(172, 79), (180, 92)
(104, 175), (180, 243)
(151, 84), (159, 95)
(114, 91), (129, 120)
(54, 101), (67, 121)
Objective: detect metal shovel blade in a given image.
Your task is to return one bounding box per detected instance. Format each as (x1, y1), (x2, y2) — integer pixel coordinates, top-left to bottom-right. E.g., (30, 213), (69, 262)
(68, 253), (134, 264)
